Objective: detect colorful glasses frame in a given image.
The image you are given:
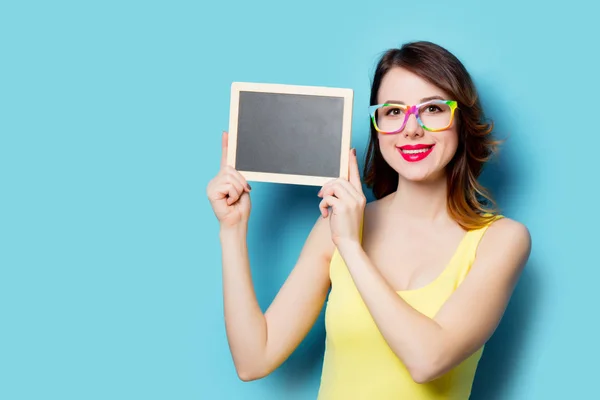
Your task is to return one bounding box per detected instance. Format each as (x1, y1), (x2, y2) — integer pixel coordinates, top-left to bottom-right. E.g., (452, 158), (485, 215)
(368, 99), (458, 134)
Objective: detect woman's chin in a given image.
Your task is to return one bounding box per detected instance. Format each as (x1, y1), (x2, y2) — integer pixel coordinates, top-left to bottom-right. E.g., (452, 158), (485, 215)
(397, 166), (445, 183)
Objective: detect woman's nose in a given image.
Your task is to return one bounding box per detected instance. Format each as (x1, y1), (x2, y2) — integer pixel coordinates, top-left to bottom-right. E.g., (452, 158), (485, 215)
(403, 113), (423, 138)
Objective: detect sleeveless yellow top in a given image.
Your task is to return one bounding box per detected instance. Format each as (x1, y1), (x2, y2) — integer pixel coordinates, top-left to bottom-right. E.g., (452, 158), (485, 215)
(317, 216), (502, 399)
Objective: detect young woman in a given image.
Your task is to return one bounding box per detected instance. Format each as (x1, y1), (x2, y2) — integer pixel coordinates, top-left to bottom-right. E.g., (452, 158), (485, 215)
(207, 41), (532, 399)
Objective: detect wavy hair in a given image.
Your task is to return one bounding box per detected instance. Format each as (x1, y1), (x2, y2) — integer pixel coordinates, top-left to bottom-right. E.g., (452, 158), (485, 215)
(363, 41), (501, 230)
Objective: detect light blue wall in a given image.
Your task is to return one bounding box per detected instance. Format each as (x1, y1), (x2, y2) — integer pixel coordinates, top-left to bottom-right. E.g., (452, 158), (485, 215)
(1, 0), (598, 399)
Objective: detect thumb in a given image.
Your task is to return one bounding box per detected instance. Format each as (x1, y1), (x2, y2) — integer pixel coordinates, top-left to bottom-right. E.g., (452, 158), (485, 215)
(221, 131), (229, 169)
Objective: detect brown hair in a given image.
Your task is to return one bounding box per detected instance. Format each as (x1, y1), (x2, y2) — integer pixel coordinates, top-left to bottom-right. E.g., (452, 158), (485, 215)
(363, 41), (501, 230)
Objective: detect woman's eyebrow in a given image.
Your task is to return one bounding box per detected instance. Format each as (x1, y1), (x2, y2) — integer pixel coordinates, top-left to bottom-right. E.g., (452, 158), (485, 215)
(382, 95), (446, 105)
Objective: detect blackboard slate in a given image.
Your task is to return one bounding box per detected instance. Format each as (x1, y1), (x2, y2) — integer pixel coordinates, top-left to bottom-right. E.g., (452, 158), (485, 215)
(236, 91), (343, 177)
(227, 82), (354, 186)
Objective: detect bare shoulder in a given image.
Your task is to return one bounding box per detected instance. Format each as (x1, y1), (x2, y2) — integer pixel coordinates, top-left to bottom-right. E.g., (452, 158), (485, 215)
(484, 217), (531, 250)
(477, 216), (532, 274)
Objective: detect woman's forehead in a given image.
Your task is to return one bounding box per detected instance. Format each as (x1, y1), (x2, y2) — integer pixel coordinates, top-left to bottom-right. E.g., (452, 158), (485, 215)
(378, 67), (450, 104)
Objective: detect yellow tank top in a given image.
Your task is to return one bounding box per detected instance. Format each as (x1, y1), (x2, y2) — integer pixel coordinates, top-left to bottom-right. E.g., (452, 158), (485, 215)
(317, 216), (503, 399)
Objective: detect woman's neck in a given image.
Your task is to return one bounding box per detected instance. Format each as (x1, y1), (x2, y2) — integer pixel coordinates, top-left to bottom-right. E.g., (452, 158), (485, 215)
(387, 174), (449, 224)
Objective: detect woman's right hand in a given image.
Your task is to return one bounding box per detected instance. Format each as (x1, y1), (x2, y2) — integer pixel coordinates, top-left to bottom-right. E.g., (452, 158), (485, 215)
(206, 131), (252, 228)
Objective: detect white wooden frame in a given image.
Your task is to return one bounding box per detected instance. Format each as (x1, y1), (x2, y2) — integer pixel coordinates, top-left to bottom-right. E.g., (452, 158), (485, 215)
(227, 81), (354, 186)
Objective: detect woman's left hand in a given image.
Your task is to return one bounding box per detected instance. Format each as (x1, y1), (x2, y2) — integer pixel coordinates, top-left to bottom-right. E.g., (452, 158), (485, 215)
(318, 148), (366, 247)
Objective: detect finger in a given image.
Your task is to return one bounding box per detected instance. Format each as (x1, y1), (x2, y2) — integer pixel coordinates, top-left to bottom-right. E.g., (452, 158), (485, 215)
(238, 190), (251, 207)
(224, 172), (245, 200)
(317, 178), (339, 198)
(209, 181), (240, 204)
(225, 166), (252, 192)
(319, 195), (341, 218)
(348, 148), (362, 192)
(224, 182), (243, 205)
(210, 172), (246, 205)
(321, 181), (352, 201)
(322, 179), (364, 205)
(220, 131), (229, 169)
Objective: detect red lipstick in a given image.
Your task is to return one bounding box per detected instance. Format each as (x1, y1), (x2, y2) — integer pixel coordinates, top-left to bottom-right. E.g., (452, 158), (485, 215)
(397, 144), (435, 162)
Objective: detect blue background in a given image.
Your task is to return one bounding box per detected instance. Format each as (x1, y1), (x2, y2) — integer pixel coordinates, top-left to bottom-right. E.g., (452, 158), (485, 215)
(1, 0), (598, 399)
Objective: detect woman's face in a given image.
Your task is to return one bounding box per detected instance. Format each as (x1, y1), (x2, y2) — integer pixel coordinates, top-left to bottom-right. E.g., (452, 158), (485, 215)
(375, 67), (459, 183)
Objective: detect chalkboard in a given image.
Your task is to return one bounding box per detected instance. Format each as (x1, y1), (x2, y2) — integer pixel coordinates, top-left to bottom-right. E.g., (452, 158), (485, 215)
(227, 82), (354, 186)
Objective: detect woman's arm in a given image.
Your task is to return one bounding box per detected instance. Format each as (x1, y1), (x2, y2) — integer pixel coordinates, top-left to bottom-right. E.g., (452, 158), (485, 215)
(220, 215), (334, 381)
(208, 132), (334, 382)
(318, 149), (531, 384)
(337, 218), (531, 383)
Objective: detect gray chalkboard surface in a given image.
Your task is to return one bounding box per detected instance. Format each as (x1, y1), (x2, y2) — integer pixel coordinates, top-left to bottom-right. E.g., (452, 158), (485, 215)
(227, 82), (353, 186)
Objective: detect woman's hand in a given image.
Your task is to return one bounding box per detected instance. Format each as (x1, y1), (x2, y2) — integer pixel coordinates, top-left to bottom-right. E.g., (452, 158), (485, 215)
(317, 149), (366, 247)
(206, 131), (252, 229)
